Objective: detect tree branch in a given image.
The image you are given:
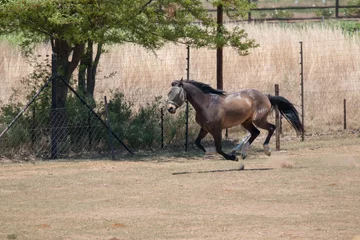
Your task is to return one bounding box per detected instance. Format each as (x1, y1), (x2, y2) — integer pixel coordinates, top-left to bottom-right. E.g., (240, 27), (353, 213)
(68, 43), (85, 74)
(138, 0), (154, 14)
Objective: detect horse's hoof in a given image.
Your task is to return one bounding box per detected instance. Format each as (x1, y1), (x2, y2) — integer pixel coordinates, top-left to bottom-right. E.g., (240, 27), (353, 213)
(264, 144), (271, 156)
(227, 155), (238, 161)
(238, 164), (245, 170)
(241, 153), (248, 160)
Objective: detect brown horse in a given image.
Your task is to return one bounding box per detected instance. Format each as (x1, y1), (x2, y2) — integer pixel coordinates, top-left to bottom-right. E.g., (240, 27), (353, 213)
(167, 79), (304, 161)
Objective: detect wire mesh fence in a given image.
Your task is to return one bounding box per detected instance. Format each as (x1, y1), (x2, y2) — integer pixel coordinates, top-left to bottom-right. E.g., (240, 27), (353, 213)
(0, 106), (126, 159)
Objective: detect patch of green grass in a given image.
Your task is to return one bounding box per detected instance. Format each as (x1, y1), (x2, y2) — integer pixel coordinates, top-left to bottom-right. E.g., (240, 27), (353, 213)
(7, 234), (17, 240)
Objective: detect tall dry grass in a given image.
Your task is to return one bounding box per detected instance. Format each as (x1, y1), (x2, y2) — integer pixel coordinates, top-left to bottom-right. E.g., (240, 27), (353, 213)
(0, 22), (359, 134)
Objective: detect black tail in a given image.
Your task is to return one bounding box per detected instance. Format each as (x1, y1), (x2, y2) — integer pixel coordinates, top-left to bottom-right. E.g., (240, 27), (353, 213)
(268, 95), (304, 134)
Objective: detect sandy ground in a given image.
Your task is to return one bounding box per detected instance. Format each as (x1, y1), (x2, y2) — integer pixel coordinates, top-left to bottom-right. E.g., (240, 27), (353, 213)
(0, 135), (360, 240)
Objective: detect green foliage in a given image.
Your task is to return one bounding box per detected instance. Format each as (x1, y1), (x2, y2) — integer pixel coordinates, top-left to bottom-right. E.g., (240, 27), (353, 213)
(6, 234), (17, 240)
(104, 93), (165, 150)
(126, 97), (162, 149)
(315, 9), (333, 18)
(343, 0), (360, 17)
(105, 91), (132, 140)
(270, 9), (293, 19)
(340, 21), (360, 36)
(0, 0), (257, 53)
(211, 0), (255, 19)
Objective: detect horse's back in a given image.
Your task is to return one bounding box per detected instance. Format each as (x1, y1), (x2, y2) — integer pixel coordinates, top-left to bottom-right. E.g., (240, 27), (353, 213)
(227, 89), (270, 107)
(223, 89), (271, 124)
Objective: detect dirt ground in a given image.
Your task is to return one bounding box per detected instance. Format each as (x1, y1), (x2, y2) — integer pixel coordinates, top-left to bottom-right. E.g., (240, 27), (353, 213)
(0, 134), (360, 240)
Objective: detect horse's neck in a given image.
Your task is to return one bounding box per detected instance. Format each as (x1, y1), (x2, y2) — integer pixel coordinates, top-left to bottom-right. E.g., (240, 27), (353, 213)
(183, 83), (208, 112)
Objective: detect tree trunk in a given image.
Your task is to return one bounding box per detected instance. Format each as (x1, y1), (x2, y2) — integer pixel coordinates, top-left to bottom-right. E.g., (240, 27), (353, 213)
(77, 41), (102, 99)
(51, 38), (84, 154)
(86, 40), (94, 98)
(87, 42), (102, 98)
(52, 38), (85, 107)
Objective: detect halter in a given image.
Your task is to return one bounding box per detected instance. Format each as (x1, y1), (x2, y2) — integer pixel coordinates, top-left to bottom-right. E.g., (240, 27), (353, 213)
(167, 86), (186, 108)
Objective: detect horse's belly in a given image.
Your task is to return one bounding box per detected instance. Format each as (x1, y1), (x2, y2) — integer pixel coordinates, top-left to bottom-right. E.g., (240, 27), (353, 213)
(222, 112), (250, 129)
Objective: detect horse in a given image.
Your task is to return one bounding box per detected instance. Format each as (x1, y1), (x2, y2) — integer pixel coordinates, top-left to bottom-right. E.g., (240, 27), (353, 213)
(166, 79), (304, 161)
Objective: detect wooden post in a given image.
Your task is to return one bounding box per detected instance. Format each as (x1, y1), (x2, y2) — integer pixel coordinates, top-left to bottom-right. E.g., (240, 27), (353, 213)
(216, 4), (223, 90)
(343, 99), (347, 130)
(248, 0), (252, 22)
(275, 84), (280, 151)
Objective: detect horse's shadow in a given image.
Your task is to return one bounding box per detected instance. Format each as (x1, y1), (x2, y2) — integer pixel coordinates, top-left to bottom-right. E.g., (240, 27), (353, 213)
(172, 167), (274, 175)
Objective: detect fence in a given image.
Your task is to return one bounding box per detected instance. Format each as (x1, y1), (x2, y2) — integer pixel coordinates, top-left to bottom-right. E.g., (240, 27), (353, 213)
(0, 23), (359, 159)
(207, 0), (360, 22)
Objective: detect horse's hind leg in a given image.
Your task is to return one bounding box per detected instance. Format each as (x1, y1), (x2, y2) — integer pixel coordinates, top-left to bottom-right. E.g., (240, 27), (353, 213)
(195, 128), (208, 152)
(240, 120), (260, 159)
(230, 133), (251, 155)
(254, 120), (276, 156)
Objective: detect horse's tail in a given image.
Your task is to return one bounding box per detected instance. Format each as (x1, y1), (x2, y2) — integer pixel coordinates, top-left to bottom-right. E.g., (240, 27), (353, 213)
(268, 95), (304, 134)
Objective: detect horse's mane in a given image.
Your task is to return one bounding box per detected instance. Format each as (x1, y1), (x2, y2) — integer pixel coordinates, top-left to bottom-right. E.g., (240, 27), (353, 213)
(188, 80), (227, 96)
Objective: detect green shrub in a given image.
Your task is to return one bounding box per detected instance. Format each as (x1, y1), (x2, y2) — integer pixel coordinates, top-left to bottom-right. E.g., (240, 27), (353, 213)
(270, 10), (293, 19)
(315, 9), (333, 19)
(343, 0), (360, 17)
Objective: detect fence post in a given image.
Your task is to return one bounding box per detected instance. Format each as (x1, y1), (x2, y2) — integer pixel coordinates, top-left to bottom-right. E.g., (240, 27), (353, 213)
(185, 45), (190, 152)
(343, 99), (347, 130)
(335, 0), (339, 18)
(299, 41), (305, 141)
(104, 96), (115, 159)
(248, 0), (252, 22)
(216, 4), (223, 90)
(31, 107), (36, 148)
(51, 53), (58, 159)
(275, 84), (280, 151)
(161, 107), (164, 149)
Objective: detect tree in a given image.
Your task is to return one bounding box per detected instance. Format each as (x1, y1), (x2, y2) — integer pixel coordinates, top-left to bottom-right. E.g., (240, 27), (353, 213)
(0, 0), (257, 105)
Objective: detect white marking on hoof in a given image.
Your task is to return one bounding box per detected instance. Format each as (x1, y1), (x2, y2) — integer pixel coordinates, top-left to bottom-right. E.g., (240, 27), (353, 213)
(264, 144), (271, 156)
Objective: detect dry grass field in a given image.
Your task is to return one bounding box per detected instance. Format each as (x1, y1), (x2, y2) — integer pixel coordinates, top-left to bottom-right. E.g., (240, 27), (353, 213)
(0, 134), (359, 240)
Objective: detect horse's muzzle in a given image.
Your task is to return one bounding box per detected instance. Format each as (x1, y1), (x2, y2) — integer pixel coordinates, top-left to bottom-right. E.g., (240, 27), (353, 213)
(167, 103), (177, 114)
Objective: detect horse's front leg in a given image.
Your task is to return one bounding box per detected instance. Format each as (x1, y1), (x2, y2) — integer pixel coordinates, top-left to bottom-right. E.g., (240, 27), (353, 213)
(212, 130), (238, 161)
(195, 128), (208, 152)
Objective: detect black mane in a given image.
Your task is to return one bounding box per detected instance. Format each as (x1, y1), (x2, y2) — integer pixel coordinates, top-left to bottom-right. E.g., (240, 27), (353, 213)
(188, 80), (227, 96)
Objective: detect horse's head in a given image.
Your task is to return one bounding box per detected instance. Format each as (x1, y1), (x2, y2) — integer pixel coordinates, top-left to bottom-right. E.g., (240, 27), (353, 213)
(167, 79), (186, 114)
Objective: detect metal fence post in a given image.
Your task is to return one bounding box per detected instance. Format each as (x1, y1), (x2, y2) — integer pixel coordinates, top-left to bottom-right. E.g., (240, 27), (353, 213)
(160, 107), (164, 149)
(31, 107), (36, 148)
(185, 45), (190, 152)
(299, 41), (305, 141)
(275, 84), (280, 151)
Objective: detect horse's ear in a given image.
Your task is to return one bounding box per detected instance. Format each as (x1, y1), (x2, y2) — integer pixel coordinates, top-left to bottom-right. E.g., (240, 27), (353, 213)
(179, 77), (184, 87)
